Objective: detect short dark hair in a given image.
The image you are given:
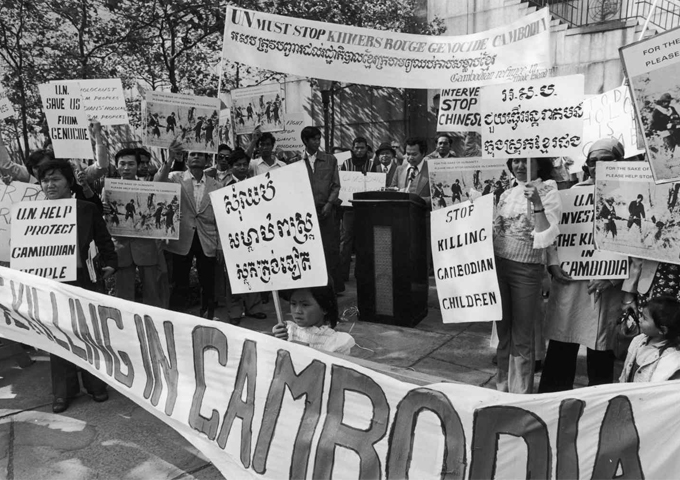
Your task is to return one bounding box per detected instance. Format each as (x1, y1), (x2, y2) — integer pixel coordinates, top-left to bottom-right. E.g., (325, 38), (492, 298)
(435, 133), (453, 143)
(353, 136), (368, 147)
(37, 159), (76, 189)
(136, 148), (151, 160)
(637, 194), (644, 200)
(405, 137), (427, 156)
(218, 143), (232, 153)
(258, 132), (276, 147)
(115, 148), (140, 166)
(505, 158), (555, 181)
(647, 296), (680, 347)
(301, 126), (321, 143)
(228, 147), (250, 166)
(27, 149), (55, 174)
(288, 282), (339, 328)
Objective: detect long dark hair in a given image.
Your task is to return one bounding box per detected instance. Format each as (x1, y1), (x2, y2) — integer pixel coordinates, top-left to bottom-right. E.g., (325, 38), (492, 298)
(647, 296), (680, 350)
(37, 159), (76, 190)
(505, 158), (554, 181)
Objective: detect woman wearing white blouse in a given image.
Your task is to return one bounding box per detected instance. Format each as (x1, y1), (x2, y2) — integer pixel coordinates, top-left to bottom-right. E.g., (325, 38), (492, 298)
(493, 158), (562, 393)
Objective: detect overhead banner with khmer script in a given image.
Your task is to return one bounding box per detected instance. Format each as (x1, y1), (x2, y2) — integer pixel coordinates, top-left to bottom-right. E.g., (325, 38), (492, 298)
(222, 6), (552, 89)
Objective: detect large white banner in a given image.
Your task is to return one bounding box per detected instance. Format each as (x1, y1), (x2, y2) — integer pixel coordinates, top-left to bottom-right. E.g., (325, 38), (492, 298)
(9, 199), (77, 281)
(210, 161), (327, 294)
(480, 74), (584, 158)
(222, 6), (551, 89)
(431, 194), (501, 322)
(557, 186), (628, 279)
(338, 171), (386, 207)
(2, 266), (680, 479)
(0, 182), (45, 262)
(38, 82), (93, 159)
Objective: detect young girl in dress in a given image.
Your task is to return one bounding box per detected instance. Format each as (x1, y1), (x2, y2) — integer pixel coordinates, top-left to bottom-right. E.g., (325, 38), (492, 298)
(620, 296), (680, 382)
(272, 283), (355, 354)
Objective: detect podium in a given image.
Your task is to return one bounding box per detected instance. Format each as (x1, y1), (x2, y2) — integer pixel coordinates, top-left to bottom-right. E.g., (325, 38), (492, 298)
(352, 191), (429, 327)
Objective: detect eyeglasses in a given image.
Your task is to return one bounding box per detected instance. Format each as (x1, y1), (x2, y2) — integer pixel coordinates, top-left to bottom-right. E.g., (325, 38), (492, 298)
(217, 154), (230, 159)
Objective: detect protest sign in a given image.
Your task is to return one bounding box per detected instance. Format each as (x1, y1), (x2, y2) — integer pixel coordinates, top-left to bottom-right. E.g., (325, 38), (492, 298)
(103, 179), (181, 240)
(338, 171), (386, 207)
(231, 83), (285, 135)
(556, 186), (628, 279)
(621, 27), (680, 183)
(210, 161), (327, 294)
(143, 91), (220, 154)
(0, 182), (45, 262)
(437, 87), (481, 134)
(431, 194), (501, 322)
(273, 113), (306, 153)
(9, 199), (77, 281)
(59, 78), (129, 125)
(38, 82), (93, 159)
(573, 86), (644, 174)
(480, 74), (584, 159)
(218, 91), (235, 148)
(0, 83), (15, 120)
(595, 161), (680, 263)
(2, 265), (680, 479)
(428, 158), (511, 211)
(222, 6), (551, 90)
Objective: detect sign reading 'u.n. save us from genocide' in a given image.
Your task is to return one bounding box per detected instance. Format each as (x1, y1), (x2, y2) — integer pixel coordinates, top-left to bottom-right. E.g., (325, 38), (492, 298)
(0, 265), (678, 479)
(210, 161), (327, 294)
(222, 6), (551, 89)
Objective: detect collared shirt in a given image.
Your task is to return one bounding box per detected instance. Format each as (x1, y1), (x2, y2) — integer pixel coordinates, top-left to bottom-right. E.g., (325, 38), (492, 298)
(215, 169), (231, 183)
(184, 170), (206, 206)
(405, 158), (425, 192)
(425, 150), (454, 160)
(249, 157), (287, 176)
(305, 150), (318, 172)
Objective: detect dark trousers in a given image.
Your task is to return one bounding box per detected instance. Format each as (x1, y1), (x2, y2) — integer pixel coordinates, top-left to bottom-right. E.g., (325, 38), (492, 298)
(171, 232), (216, 315)
(339, 209), (354, 281)
(538, 340), (615, 393)
(318, 207), (343, 292)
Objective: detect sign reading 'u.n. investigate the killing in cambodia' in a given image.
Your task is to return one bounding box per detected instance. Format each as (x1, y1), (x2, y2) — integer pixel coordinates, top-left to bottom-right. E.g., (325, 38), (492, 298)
(1, 266), (679, 479)
(222, 6), (551, 90)
(431, 194), (501, 322)
(210, 161), (327, 294)
(556, 186), (628, 280)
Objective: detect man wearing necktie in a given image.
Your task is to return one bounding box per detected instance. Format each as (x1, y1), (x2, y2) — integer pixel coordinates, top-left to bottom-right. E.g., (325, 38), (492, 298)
(390, 137), (431, 206)
(371, 142), (398, 187)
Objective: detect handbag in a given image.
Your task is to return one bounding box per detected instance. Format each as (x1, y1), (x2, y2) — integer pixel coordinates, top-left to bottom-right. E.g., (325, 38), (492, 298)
(613, 309), (640, 361)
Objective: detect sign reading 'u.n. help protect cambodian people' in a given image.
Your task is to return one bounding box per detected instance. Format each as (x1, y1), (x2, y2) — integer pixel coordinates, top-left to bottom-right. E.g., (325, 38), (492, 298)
(210, 161), (327, 294)
(0, 265), (679, 479)
(222, 6), (551, 89)
(0, 182), (45, 262)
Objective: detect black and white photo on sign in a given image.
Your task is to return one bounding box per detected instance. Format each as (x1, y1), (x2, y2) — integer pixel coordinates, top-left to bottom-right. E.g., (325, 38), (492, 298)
(103, 179), (181, 241)
(230, 83), (285, 135)
(595, 161), (680, 263)
(428, 158), (511, 211)
(143, 91), (220, 154)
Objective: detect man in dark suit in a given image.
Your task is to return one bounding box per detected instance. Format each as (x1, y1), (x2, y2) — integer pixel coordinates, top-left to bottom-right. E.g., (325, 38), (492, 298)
(390, 137), (431, 206)
(110, 148), (163, 307)
(297, 126), (343, 293)
(628, 194), (646, 232)
(372, 142), (398, 187)
(156, 145), (222, 318)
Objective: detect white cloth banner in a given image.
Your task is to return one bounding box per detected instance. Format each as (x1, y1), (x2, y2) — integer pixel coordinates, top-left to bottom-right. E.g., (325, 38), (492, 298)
(338, 171), (386, 207)
(2, 266), (679, 479)
(10, 199), (77, 281)
(431, 194), (501, 322)
(210, 161), (327, 294)
(222, 6), (551, 89)
(0, 182), (45, 262)
(557, 186), (628, 280)
(38, 82), (93, 160)
(480, 74), (584, 158)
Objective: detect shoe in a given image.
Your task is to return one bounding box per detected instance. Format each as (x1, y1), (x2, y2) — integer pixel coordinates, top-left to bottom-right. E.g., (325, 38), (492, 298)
(247, 312), (267, 320)
(228, 317), (241, 326)
(92, 392), (109, 403)
(53, 398), (69, 413)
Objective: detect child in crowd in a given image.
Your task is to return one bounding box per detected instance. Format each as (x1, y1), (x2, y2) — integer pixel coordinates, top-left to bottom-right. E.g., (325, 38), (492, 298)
(272, 283), (355, 354)
(620, 296), (680, 382)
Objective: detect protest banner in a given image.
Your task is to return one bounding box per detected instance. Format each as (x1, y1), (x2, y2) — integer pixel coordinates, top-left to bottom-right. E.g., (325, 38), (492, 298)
(437, 87), (481, 134)
(103, 179), (181, 240)
(2, 266), (680, 478)
(210, 161), (327, 294)
(428, 158), (511, 211)
(595, 161), (680, 263)
(0, 83), (15, 120)
(480, 74), (584, 159)
(338, 171), (386, 207)
(231, 83), (285, 135)
(273, 113), (306, 153)
(0, 182), (45, 262)
(556, 186), (628, 280)
(621, 27), (680, 183)
(9, 199), (77, 281)
(572, 86), (644, 174)
(431, 194), (501, 322)
(143, 91), (220, 154)
(38, 82), (93, 159)
(59, 78), (129, 125)
(222, 6), (551, 90)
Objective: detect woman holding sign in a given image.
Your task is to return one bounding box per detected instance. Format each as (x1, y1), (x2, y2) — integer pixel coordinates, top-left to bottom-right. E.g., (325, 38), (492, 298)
(539, 138), (625, 392)
(38, 159), (118, 413)
(493, 157), (561, 394)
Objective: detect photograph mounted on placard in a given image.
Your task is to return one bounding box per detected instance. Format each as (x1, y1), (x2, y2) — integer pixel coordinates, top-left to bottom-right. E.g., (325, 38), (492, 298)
(231, 83), (285, 135)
